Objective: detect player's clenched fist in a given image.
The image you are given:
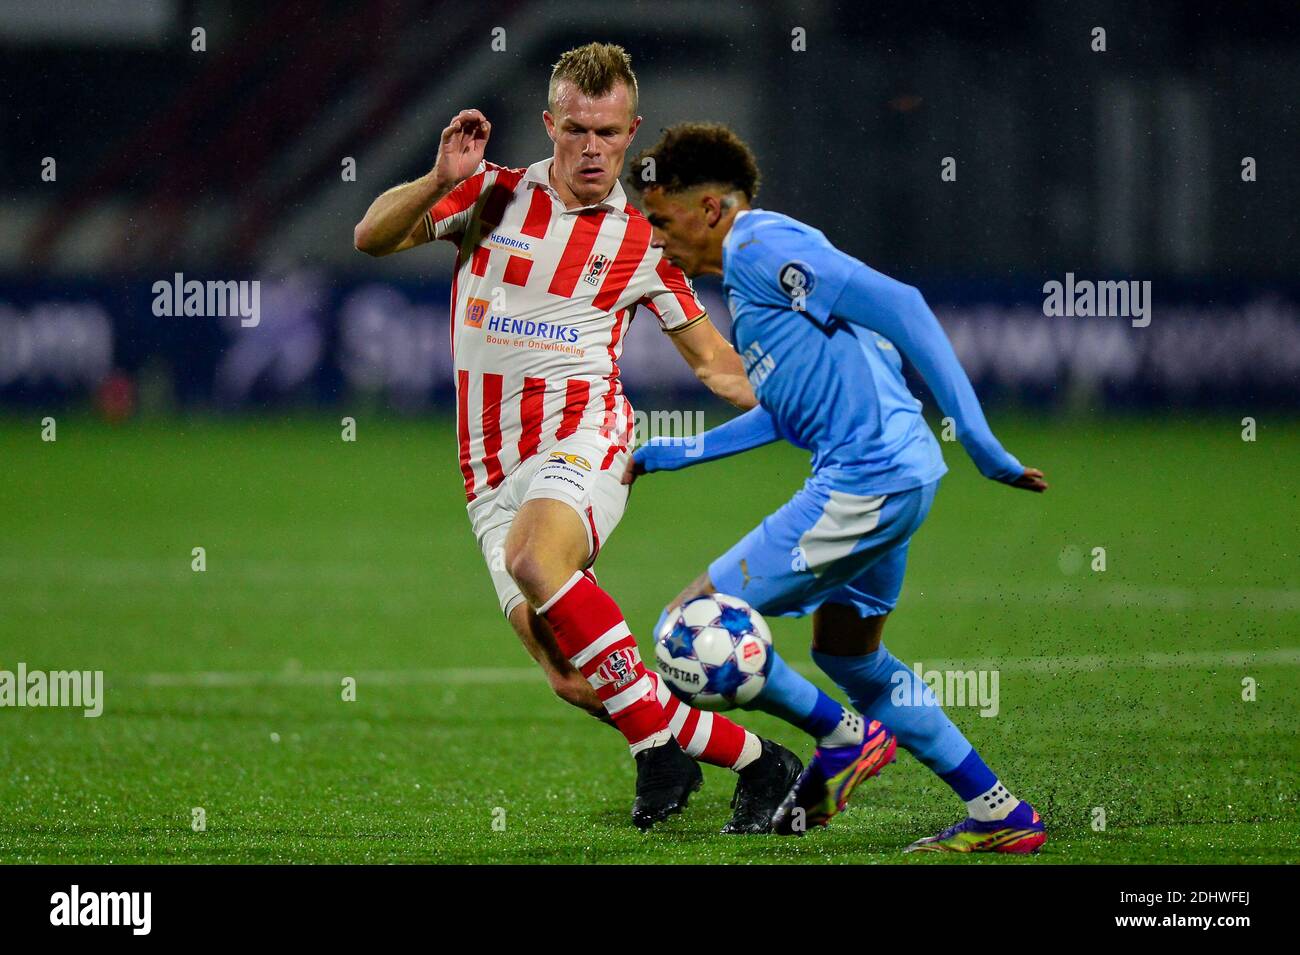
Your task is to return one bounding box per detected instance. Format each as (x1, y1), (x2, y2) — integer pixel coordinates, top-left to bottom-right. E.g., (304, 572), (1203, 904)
(433, 109), (491, 189)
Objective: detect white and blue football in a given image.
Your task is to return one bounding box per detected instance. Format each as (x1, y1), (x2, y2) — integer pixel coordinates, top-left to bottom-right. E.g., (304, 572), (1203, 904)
(654, 593), (773, 711)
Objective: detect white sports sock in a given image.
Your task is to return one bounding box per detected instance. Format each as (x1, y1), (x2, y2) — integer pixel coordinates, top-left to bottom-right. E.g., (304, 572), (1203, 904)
(730, 731), (763, 772)
(629, 728), (672, 756)
(817, 710), (865, 748)
(966, 780), (1021, 821)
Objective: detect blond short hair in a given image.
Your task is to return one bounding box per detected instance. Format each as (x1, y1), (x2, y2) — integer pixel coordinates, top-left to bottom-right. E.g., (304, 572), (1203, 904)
(548, 42), (638, 118)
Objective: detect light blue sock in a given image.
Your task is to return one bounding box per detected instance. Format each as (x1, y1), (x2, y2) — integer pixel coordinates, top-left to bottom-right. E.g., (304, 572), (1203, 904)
(753, 651), (846, 739)
(812, 644), (976, 781)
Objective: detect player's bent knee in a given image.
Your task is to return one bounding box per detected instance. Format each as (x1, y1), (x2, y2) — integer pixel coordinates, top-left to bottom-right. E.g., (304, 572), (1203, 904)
(504, 501), (589, 601)
(504, 542), (546, 593)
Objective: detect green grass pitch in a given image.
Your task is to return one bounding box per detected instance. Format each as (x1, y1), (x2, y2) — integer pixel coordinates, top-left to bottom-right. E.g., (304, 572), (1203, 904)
(1, 413), (1296, 863)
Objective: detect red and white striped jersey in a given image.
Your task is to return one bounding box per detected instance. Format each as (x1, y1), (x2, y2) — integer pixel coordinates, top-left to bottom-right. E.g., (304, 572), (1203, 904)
(425, 158), (707, 501)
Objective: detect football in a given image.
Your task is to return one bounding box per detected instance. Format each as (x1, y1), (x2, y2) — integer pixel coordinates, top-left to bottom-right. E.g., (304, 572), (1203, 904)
(654, 593), (773, 711)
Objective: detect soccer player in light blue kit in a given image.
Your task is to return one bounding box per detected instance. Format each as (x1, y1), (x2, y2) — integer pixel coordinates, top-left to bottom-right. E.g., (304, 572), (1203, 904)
(626, 124), (1048, 852)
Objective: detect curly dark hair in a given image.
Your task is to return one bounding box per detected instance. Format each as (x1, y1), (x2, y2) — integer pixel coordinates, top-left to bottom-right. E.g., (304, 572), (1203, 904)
(626, 122), (761, 200)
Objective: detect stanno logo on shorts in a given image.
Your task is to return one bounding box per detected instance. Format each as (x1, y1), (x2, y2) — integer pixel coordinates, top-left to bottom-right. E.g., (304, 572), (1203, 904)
(583, 252), (612, 287)
(465, 297), (490, 328)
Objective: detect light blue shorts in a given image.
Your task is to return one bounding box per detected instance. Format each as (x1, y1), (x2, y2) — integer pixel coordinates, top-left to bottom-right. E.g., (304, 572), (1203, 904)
(709, 478), (938, 618)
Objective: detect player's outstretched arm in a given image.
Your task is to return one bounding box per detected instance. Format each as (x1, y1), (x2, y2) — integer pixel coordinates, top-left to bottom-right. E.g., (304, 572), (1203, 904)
(353, 109), (491, 257)
(828, 261), (1047, 492)
(623, 405), (780, 485)
(665, 317), (757, 410)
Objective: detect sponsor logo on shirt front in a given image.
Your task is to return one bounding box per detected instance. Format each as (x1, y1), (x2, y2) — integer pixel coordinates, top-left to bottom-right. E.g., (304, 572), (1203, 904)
(464, 297), (490, 328)
(480, 314), (586, 357)
(485, 315), (580, 343)
(740, 340), (777, 389)
(487, 231), (533, 257)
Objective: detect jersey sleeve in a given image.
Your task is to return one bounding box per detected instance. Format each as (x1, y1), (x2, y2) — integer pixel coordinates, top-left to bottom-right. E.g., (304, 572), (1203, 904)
(638, 255), (708, 332)
(725, 222), (857, 329)
(634, 405), (780, 473)
(827, 259), (1024, 482)
(422, 161), (507, 243)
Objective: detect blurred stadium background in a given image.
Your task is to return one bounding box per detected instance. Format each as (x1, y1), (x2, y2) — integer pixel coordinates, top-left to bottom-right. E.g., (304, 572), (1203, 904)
(2, 0), (1297, 416)
(1, 1), (1297, 863)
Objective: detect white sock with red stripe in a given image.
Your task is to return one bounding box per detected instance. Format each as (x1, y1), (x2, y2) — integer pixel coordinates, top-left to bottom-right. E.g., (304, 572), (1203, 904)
(539, 571), (672, 755)
(649, 672), (761, 771)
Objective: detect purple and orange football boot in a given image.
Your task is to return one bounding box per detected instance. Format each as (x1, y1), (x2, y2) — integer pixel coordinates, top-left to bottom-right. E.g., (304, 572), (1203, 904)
(771, 719), (897, 835)
(904, 801), (1047, 854)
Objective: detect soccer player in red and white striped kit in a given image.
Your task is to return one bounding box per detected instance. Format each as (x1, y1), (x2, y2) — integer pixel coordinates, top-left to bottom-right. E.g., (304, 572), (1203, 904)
(354, 43), (800, 830)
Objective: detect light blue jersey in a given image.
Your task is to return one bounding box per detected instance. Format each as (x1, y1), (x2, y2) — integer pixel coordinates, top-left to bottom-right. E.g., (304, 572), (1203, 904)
(719, 209), (1018, 493)
(723, 210), (944, 492)
(636, 207), (1023, 617)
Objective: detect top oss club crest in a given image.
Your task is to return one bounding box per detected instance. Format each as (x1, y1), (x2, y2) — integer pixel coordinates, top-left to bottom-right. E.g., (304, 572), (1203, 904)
(583, 253), (612, 287)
